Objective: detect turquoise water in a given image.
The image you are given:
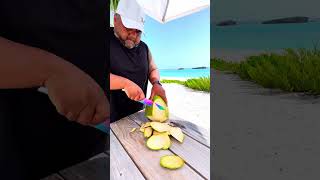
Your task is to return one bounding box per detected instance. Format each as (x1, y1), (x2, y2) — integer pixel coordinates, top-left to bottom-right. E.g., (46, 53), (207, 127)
(160, 68), (210, 78)
(211, 21), (320, 50)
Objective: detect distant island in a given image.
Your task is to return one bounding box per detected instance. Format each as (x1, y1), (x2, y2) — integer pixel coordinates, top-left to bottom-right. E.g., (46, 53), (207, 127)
(177, 68), (184, 70)
(216, 20), (237, 26)
(192, 66), (207, 69)
(262, 17), (309, 24)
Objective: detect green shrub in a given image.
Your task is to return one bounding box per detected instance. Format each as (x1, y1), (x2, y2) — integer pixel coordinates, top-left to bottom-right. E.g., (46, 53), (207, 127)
(211, 48), (320, 94)
(161, 77), (210, 92)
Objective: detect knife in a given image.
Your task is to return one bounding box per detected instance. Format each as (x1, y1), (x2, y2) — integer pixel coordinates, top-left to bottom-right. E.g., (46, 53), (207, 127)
(138, 98), (166, 110)
(121, 88), (165, 110)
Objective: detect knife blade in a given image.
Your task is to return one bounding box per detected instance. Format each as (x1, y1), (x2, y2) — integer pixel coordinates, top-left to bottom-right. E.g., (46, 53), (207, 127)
(138, 98), (165, 110)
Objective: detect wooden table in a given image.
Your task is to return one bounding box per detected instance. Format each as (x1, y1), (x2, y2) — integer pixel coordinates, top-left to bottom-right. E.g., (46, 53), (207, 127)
(110, 111), (210, 180)
(42, 145), (109, 180)
(43, 111), (210, 180)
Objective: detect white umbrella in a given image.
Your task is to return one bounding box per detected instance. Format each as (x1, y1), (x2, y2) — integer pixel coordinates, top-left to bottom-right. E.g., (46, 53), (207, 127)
(135, 0), (210, 23)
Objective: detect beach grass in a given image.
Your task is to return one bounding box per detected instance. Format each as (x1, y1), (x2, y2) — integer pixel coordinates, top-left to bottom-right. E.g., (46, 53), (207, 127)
(161, 79), (185, 85)
(211, 48), (320, 94)
(161, 77), (210, 92)
(211, 58), (239, 73)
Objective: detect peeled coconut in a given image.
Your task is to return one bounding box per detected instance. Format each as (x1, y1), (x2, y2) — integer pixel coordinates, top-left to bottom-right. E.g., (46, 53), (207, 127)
(145, 95), (169, 122)
(160, 155), (184, 169)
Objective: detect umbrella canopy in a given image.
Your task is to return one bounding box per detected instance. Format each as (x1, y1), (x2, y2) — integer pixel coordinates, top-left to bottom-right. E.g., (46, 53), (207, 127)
(135, 0), (210, 23)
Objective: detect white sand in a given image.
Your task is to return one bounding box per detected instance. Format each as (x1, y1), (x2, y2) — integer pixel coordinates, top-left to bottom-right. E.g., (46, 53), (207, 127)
(213, 70), (320, 179)
(146, 82), (210, 132)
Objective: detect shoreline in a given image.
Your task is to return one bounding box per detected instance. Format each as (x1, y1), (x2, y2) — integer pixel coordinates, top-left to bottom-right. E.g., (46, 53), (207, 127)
(160, 76), (210, 81)
(211, 48), (284, 62)
(160, 77), (190, 81)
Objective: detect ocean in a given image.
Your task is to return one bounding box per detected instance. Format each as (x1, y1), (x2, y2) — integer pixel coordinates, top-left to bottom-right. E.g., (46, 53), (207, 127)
(159, 68), (210, 78)
(211, 21), (320, 50)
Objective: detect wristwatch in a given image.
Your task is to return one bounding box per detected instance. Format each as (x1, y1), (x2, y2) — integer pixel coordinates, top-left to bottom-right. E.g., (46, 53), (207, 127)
(152, 80), (162, 86)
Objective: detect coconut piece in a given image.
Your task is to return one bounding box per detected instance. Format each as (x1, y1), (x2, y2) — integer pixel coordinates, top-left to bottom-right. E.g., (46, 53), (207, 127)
(153, 130), (161, 135)
(140, 126), (145, 133)
(140, 123), (146, 132)
(145, 122), (151, 127)
(160, 133), (171, 150)
(144, 127), (153, 138)
(160, 155), (184, 169)
(169, 127), (185, 143)
(150, 122), (171, 132)
(146, 134), (170, 150)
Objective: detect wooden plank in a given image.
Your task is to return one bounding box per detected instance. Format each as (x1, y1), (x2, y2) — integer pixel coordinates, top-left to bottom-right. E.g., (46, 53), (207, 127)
(169, 135), (210, 179)
(130, 111), (210, 147)
(111, 118), (205, 180)
(41, 174), (65, 180)
(110, 130), (145, 180)
(130, 112), (210, 179)
(59, 153), (108, 180)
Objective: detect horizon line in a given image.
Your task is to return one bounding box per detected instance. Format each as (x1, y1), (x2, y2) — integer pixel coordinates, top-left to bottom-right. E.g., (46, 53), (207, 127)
(211, 17), (320, 24)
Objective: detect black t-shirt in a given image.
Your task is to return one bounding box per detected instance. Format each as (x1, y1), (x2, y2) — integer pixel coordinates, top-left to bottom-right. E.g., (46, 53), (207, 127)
(0, 0), (109, 92)
(110, 28), (149, 122)
(0, 1), (109, 179)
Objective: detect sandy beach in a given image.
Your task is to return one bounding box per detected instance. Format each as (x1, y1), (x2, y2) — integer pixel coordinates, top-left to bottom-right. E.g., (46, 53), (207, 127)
(211, 48), (320, 179)
(213, 69), (320, 180)
(146, 80), (210, 139)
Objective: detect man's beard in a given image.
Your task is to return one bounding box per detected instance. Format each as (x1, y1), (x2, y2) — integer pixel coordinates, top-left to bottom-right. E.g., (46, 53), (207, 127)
(124, 39), (135, 49)
(114, 29), (139, 49)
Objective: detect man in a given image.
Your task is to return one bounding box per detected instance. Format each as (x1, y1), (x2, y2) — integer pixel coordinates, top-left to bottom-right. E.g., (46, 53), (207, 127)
(110, 0), (167, 122)
(0, 0), (109, 179)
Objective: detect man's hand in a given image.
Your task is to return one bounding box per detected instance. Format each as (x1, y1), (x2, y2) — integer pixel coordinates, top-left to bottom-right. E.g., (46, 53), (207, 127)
(0, 37), (109, 126)
(149, 83), (167, 104)
(123, 80), (146, 101)
(44, 61), (110, 126)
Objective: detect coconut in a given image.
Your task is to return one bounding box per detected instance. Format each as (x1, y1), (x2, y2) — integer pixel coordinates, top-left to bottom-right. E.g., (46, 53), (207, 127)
(145, 95), (169, 122)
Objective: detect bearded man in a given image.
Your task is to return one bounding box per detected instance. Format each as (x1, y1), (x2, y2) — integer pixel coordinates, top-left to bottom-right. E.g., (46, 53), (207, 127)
(110, 0), (167, 122)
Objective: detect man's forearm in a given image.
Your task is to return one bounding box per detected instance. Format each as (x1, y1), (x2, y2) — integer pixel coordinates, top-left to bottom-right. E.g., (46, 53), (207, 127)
(149, 68), (160, 84)
(0, 36), (66, 89)
(147, 49), (160, 84)
(110, 73), (129, 90)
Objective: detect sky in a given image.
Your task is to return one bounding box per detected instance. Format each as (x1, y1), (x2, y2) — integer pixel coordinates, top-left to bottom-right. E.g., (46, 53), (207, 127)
(141, 8), (210, 69)
(212, 0), (320, 22)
